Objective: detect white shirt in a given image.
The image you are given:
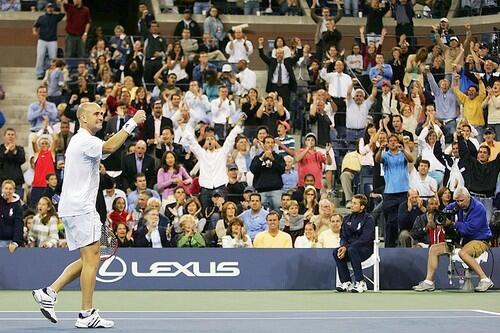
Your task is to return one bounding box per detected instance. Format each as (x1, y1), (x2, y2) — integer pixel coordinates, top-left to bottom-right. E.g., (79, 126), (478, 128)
(225, 39), (253, 63)
(184, 91), (211, 124)
(409, 170), (438, 198)
(345, 54), (363, 71)
(381, 92), (398, 116)
(162, 103), (180, 120)
(294, 236), (320, 248)
(181, 124), (243, 189)
(318, 229), (341, 248)
(210, 98), (236, 125)
(272, 61), (290, 85)
(319, 69), (351, 98)
(418, 127), (446, 172)
(236, 68), (257, 95)
(346, 98), (373, 129)
(58, 128), (106, 217)
(103, 188), (127, 213)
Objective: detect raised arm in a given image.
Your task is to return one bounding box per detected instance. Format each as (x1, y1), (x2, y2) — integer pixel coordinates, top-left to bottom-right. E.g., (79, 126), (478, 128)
(102, 110), (146, 154)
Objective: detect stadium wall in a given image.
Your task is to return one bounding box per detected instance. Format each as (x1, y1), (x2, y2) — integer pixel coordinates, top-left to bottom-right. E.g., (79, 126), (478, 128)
(1, 248), (499, 290)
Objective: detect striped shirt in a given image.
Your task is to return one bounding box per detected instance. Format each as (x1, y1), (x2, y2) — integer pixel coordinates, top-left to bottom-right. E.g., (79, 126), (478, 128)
(28, 215), (59, 248)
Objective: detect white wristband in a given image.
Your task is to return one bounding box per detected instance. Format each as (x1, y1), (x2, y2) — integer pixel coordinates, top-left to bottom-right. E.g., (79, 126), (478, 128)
(123, 118), (137, 135)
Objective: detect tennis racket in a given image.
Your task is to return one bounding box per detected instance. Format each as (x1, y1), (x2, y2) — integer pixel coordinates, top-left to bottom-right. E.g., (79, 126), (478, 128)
(100, 223), (119, 261)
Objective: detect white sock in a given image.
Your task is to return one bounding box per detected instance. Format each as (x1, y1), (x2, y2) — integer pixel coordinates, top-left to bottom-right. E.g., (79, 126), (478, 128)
(424, 279), (434, 285)
(80, 309), (93, 317)
(46, 287), (57, 298)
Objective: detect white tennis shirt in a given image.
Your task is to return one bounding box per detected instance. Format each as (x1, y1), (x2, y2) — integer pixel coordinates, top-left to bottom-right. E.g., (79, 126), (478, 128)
(58, 128), (105, 217)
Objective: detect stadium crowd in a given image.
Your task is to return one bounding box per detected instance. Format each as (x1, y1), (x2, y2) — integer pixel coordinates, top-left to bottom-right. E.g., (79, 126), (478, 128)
(0, 0), (499, 261)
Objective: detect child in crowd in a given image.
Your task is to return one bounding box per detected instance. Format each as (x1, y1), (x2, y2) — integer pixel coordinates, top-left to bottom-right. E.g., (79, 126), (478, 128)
(28, 197), (59, 248)
(280, 200), (305, 244)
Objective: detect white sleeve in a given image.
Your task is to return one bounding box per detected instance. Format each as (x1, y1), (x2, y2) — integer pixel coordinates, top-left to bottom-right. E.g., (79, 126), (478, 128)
(84, 136), (104, 159)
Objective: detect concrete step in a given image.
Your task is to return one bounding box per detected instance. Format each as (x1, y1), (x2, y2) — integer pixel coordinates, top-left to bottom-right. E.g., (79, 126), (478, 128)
(0, 67), (37, 74)
(0, 97), (35, 106)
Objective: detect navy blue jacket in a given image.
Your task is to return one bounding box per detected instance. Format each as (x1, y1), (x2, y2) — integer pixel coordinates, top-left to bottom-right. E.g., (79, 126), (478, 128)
(446, 198), (492, 242)
(0, 194), (24, 245)
(340, 211), (375, 248)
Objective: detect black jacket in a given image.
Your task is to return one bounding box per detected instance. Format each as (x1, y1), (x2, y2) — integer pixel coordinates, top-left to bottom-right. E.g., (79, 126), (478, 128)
(133, 226), (174, 248)
(259, 47), (303, 92)
(0, 193), (23, 245)
(340, 211), (375, 249)
(250, 152), (285, 192)
(366, 2), (391, 34)
(121, 153), (156, 191)
(173, 20), (202, 40)
(143, 115), (173, 147)
(0, 144), (26, 186)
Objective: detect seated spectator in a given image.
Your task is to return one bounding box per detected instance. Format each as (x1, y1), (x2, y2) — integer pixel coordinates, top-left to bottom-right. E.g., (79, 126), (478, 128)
(0, 179), (23, 252)
(311, 199), (335, 234)
(134, 207), (173, 248)
(130, 190), (151, 228)
(281, 155), (298, 193)
(318, 213), (342, 248)
(157, 151), (192, 201)
(480, 127), (500, 161)
(280, 200), (304, 244)
(294, 223), (320, 248)
(0, 128), (26, 197)
(409, 159), (438, 199)
(102, 175), (127, 214)
(215, 201), (238, 245)
(108, 197), (129, 231)
(113, 222), (134, 248)
(41, 173), (61, 210)
(333, 195), (374, 293)
(254, 211), (293, 248)
(299, 185), (319, 218)
(398, 189), (427, 248)
(238, 192), (268, 240)
(410, 197), (444, 248)
(27, 197), (59, 248)
(181, 197), (207, 233)
(177, 214), (206, 248)
(221, 217), (253, 248)
(164, 186), (187, 222)
(55, 120), (73, 154)
(45, 59), (67, 105)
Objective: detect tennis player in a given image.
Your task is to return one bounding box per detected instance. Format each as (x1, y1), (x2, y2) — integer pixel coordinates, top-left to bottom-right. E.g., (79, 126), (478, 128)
(32, 102), (146, 328)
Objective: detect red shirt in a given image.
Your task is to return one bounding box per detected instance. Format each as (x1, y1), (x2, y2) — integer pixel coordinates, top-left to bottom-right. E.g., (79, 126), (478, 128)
(64, 4), (91, 36)
(33, 150), (55, 188)
(297, 149), (326, 189)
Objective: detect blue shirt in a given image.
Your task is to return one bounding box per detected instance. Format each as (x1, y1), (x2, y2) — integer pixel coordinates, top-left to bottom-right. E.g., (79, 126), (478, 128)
(238, 208), (268, 240)
(127, 189), (161, 213)
(382, 150), (409, 194)
(446, 198), (492, 242)
(27, 100), (58, 132)
(281, 170), (298, 192)
(426, 73), (458, 120)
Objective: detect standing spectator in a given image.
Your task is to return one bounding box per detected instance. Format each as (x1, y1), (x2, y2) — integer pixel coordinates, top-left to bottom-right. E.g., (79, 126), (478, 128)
(340, 150), (361, 208)
(333, 195), (375, 293)
(410, 159), (438, 198)
(27, 86), (58, 135)
(365, 0), (391, 44)
(391, 0), (415, 47)
(311, 0), (343, 62)
(295, 133), (332, 191)
(375, 133), (414, 247)
(1, 0), (20, 11)
(33, 2), (65, 80)
(30, 133), (57, 208)
(203, 7), (227, 50)
(62, 0), (91, 58)
(480, 128), (500, 161)
(320, 18), (343, 58)
(258, 37), (303, 110)
(121, 140), (156, 193)
(236, 60), (257, 97)
(238, 193), (269, 241)
(453, 73), (487, 139)
(226, 28), (253, 64)
(369, 54), (393, 89)
(173, 9), (202, 40)
(210, 86), (236, 140)
(141, 21), (167, 88)
(250, 136), (286, 210)
(253, 211), (292, 248)
(0, 128), (26, 197)
(0, 179), (23, 253)
(483, 82), (500, 137)
(137, 2), (155, 35)
(344, 0), (359, 17)
(143, 100), (173, 153)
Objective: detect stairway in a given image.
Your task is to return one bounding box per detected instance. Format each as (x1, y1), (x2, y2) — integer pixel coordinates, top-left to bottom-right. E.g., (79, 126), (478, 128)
(0, 67), (40, 150)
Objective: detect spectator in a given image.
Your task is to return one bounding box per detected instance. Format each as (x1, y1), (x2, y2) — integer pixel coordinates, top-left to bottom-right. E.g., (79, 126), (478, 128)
(375, 133), (414, 247)
(225, 164), (247, 205)
(226, 28), (253, 64)
(221, 217), (253, 248)
(121, 140), (156, 193)
(295, 133), (332, 191)
(198, 33), (226, 60)
(480, 127), (500, 161)
(433, 24), (471, 80)
(1, 0), (20, 11)
(55, 120), (73, 154)
(397, 189), (426, 247)
(27, 196), (59, 248)
(157, 151), (192, 201)
(391, 0), (415, 46)
(453, 73), (487, 139)
(215, 202), (238, 244)
(174, 9), (202, 40)
(210, 86), (236, 140)
(410, 159), (438, 199)
(294, 222), (320, 248)
(143, 100), (174, 153)
(137, 2), (155, 35)
(0, 128), (26, 197)
(30, 134), (57, 208)
(238, 193), (268, 240)
(319, 61), (351, 132)
(281, 155), (298, 193)
(413, 187), (493, 292)
(280, 199), (304, 243)
(340, 149), (361, 208)
(425, 66), (458, 135)
(311, 0), (343, 62)
(127, 173), (161, 212)
(369, 54), (393, 89)
(346, 78), (378, 149)
(108, 197), (129, 231)
(62, 0), (91, 58)
(191, 51), (217, 86)
(114, 222), (134, 248)
(365, 0), (391, 43)
(203, 7), (227, 50)
(176, 213), (206, 248)
(179, 29), (199, 61)
(483, 82), (500, 137)
(142, 21), (167, 88)
(318, 213), (342, 248)
(28, 86), (58, 135)
(42, 173), (61, 208)
(102, 175), (127, 214)
(235, 60), (257, 98)
(33, 2), (65, 80)
(155, 127), (186, 162)
(134, 207), (173, 248)
(254, 210), (292, 248)
(334, 194), (375, 293)
(0, 179), (23, 253)
(310, 198), (335, 233)
(410, 197), (443, 247)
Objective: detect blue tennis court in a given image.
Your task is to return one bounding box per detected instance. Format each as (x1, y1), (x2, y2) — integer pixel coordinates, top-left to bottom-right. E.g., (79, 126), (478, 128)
(1, 309), (499, 332)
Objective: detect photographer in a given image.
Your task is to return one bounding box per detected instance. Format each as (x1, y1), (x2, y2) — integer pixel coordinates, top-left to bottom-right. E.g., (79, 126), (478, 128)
(413, 187), (493, 292)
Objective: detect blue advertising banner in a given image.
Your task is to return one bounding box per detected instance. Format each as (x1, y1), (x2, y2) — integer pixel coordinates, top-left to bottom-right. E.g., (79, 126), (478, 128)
(1, 248), (499, 290)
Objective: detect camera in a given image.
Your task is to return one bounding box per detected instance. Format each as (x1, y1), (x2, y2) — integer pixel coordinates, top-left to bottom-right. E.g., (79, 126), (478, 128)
(433, 208), (457, 225)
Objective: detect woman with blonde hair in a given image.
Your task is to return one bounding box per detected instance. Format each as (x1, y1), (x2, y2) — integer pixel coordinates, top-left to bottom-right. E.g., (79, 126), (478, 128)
(177, 214), (206, 248)
(215, 201), (238, 245)
(300, 185), (319, 220)
(310, 198), (335, 234)
(123, 76), (138, 100)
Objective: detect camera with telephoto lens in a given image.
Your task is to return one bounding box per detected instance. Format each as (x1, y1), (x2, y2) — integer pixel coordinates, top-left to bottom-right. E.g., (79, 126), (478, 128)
(433, 208), (458, 225)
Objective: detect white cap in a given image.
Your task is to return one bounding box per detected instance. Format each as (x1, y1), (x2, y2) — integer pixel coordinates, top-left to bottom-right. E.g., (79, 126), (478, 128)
(222, 64), (232, 73)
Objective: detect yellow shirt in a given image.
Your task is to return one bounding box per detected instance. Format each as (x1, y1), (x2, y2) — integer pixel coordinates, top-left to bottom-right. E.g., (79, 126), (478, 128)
(341, 151), (361, 172)
(480, 141), (500, 161)
(318, 229), (341, 248)
(253, 231), (292, 248)
(454, 82), (486, 126)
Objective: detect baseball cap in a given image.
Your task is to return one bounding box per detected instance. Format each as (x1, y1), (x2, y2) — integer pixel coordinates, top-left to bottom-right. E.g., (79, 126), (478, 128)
(440, 18), (448, 23)
(382, 80), (391, 87)
(222, 64), (232, 73)
(277, 120), (290, 132)
(244, 186), (255, 193)
(227, 163), (238, 170)
(484, 127), (496, 135)
(449, 36), (459, 43)
(480, 42), (490, 49)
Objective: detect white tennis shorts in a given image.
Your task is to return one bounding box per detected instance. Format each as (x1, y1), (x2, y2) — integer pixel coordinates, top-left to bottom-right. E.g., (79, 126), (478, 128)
(62, 211), (101, 251)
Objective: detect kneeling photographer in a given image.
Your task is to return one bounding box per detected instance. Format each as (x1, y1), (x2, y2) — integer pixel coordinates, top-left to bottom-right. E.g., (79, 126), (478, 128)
(413, 187), (493, 292)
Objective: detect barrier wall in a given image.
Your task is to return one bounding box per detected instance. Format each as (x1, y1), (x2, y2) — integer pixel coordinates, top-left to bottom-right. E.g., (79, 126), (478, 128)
(1, 248), (499, 290)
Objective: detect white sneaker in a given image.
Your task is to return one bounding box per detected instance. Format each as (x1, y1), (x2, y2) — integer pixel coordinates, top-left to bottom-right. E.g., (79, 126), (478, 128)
(351, 281), (368, 293)
(32, 288), (58, 323)
(336, 281), (353, 292)
(75, 309), (114, 328)
(475, 279), (494, 292)
(412, 280), (435, 292)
